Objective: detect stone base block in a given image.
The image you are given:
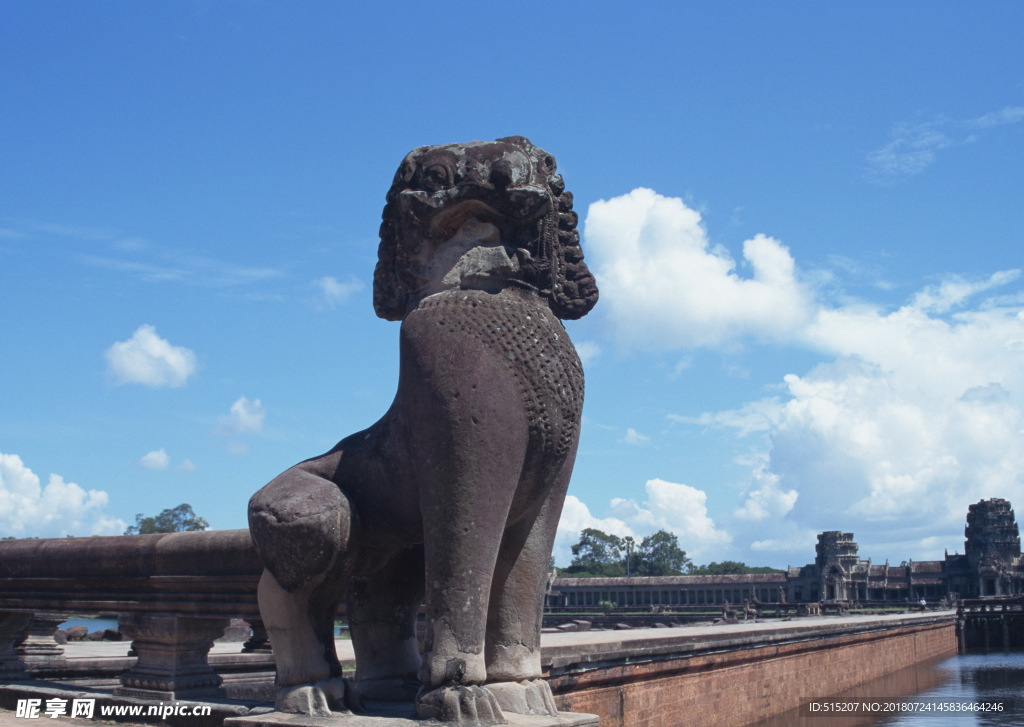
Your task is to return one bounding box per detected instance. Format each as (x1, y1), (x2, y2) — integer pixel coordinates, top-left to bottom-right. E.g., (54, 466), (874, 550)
(241, 619), (273, 654)
(225, 710), (598, 727)
(0, 612), (33, 681)
(115, 613), (229, 701)
(16, 613), (67, 662)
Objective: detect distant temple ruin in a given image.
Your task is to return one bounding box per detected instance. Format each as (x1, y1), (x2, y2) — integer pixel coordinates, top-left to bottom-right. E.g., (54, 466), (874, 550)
(948, 498), (1024, 597)
(549, 498), (1024, 608)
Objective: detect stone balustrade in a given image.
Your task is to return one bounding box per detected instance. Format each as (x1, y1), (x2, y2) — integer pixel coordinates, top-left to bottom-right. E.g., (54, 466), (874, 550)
(0, 529), (266, 700)
(956, 594), (1024, 650)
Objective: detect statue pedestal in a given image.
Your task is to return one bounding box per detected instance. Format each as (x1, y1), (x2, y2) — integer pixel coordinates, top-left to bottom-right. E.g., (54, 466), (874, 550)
(226, 711), (598, 727)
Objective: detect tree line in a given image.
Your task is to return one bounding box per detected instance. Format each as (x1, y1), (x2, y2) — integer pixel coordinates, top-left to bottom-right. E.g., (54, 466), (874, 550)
(2, 504), (208, 539)
(563, 528), (784, 578)
(124, 503), (207, 534)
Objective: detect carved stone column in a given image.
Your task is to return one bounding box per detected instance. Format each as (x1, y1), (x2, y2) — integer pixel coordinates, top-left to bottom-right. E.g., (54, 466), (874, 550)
(241, 619), (271, 653)
(0, 612), (33, 681)
(16, 613), (67, 663)
(113, 613), (228, 700)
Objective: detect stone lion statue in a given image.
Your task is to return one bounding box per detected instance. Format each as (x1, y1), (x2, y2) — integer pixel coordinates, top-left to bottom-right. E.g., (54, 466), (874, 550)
(248, 137), (598, 723)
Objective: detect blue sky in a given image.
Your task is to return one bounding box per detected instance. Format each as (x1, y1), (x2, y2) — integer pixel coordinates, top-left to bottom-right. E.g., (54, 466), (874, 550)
(2, 1), (1023, 569)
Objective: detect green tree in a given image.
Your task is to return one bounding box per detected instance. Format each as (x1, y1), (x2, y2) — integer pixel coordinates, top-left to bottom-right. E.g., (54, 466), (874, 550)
(689, 561), (784, 575)
(566, 528), (625, 577)
(634, 530), (691, 576)
(623, 536), (636, 576)
(125, 504), (208, 535)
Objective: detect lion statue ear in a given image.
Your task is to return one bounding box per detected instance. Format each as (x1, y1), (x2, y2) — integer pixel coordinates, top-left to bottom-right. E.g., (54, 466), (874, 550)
(546, 186), (599, 320)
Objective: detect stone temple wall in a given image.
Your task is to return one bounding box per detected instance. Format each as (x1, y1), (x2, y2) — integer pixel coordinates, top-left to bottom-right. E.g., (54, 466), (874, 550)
(548, 615), (957, 727)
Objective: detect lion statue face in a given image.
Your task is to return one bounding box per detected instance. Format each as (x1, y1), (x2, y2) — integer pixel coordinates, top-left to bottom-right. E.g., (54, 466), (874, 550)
(373, 136), (599, 322)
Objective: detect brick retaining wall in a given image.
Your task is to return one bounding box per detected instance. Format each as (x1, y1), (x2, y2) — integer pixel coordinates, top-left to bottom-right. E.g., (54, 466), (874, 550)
(545, 614), (957, 727)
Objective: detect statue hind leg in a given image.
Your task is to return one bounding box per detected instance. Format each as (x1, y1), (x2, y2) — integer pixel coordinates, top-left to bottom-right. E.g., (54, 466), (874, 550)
(346, 544), (425, 704)
(249, 468), (356, 715)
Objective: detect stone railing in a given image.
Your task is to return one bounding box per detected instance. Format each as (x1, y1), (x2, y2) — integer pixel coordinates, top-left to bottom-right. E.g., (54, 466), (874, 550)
(956, 594), (1024, 650)
(0, 529), (268, 700)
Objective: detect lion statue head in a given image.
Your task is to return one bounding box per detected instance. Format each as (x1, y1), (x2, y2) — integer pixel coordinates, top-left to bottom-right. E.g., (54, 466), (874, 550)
(373, 136), (599, 321)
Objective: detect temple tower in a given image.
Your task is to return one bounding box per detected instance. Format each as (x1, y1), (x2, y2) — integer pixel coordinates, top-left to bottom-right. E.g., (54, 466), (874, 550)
(964, 499), (1022, 596)
(815, 532), (860, 601)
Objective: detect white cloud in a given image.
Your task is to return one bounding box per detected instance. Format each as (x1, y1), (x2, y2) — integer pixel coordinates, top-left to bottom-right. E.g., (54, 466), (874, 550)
(557, 495), (635, 538)
(81, 254), (282, 287)
(622, 428), (649, 445)
(911, 270), (1020, 313)
(597, 189), (1024, 561)
(176, 459), (196, 473)
(574, 340), (601, 365)
(700, 289), (1024, 561)
(138, 448), (169, 471)
(733, 465), (798, 521)
(609, 479), (732, 561)
(584, 188), (814, 349)
(553, 494), (634, 566)
(750, 530), (818, 554)
(0, 453), (125, 537)
(63, 224), (283, 287)
(584, 185), (1024, 562)
(868, 107), (1024, 180)
(554, 482), (734, 566)
(867, 121), (953, 179)
(316, 276), (364, 306)
(967, 106), (1024, 129)
(105, 325), (197, 387)
(225, 441), (251, 455)
(226, 397), (265, 434)
(670, 397), (783, 437)
(215, 397), (265, 454)
(769, 345), (1024, 527)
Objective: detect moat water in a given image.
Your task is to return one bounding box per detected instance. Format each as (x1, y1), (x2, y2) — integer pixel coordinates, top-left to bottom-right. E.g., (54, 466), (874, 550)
(750, 649), (1024, 726)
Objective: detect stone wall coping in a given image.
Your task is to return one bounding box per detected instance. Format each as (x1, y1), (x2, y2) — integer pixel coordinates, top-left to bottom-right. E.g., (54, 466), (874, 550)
(0, 530), (261, 580)
(538, 611), (956, 671)
(0, 530), (263, 618)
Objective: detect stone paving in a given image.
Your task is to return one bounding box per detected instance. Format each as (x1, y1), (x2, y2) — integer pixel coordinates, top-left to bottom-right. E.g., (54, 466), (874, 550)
(539, 609), (954, 646)
(51, 609), (953, 662)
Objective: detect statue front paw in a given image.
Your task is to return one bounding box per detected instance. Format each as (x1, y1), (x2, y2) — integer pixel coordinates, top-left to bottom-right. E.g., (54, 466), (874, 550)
(484, 679), (559, 717)
(416, 684), (507, 725)
(275, 677), (353, 716)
